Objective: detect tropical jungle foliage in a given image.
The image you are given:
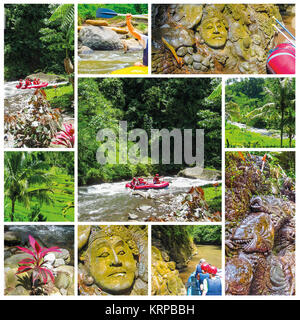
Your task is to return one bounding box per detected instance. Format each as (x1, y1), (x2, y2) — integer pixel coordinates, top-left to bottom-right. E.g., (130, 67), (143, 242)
(78, 78), (221, 185)
(4, 152), (74, 222)
(4, 4), (74, 81)
(225, 78), (295, 148)
(78, 3), (148, 25)
(152, 225), (221, 247)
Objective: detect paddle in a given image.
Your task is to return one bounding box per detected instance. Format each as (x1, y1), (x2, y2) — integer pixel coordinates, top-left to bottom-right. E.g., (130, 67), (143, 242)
(96, 8), (148, 20)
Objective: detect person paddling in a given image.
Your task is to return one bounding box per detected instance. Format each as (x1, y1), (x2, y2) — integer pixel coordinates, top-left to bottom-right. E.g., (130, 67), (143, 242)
(126, 14), (148, 66)
(153, 174), (160, 184)
(202, 265), (222, 296)
(197, 262), (210, 295)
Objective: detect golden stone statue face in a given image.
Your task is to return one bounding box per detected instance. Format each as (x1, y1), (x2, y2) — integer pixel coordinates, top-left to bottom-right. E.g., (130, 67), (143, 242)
(200, 17), (227, 48)
(89, 236), (137, 293)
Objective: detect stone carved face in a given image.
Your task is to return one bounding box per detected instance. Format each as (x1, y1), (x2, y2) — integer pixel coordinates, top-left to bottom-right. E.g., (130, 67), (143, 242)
(88, 236), (137, 293)
(200, 17), (228, 48)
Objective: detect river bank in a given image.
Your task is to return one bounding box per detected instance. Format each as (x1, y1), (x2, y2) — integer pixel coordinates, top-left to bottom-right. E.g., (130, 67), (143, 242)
(78, 176), (221, 222)
(226, 122), (295, 148)
(4, 75), (74, 148)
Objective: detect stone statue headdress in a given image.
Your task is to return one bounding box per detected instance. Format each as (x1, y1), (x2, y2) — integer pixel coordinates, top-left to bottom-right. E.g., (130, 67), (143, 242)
(88, 225), (139, 256)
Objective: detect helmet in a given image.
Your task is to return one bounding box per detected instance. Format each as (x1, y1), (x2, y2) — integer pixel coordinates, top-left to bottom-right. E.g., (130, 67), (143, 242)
(201, 262), (209, 272)
(209, 265), (218, 275)
(155, 174), (159, 176)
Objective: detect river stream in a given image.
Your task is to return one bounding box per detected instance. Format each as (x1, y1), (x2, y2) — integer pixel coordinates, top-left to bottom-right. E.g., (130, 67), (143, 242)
(227, 121), (293, 140)
(179, 244), (222, 285)
(78, 176), (220, 222)
(78, 50), (143, 74)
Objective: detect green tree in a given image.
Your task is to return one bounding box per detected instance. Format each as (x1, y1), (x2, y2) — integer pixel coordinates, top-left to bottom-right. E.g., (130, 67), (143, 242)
(246, 78), (295, 147)
(4, 152), (53, 221)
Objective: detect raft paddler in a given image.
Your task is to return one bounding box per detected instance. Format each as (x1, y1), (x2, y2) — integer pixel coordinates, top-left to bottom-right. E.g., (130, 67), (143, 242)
(153, 174), (160, 184)
(197, 262), (210, 295)
(126, 14), (148, 66)
(202, 265), (222, 296)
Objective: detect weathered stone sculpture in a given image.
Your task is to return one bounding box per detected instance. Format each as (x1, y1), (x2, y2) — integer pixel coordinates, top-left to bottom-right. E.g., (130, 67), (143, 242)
(78, 225), (148, 295)
(225, 153), (295, 295)
(152, 4), (290, 74)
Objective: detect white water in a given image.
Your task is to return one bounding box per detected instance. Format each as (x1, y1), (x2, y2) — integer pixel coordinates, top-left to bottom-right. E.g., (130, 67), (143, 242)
(78, 176), (221, 222)
(228, 121), (293, 140)
(78, 50), (143, 74)
(4, 80), (69, 99)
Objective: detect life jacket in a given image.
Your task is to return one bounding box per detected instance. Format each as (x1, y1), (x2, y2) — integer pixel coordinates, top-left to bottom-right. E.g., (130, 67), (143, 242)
(142, 36), (148, 66)
(199, 272), (209, 285)
(153, 177), (160, 184)
(267, 43), (295, 74)
(206, 277), (222, 296)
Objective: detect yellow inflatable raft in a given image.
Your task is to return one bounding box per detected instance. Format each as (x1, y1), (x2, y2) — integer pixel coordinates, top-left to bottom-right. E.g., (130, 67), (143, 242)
(111, 66), (148, 75)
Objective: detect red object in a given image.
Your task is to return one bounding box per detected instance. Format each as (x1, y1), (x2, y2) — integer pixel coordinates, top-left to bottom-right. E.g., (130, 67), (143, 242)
(208, 265), (218, 275)
(267, 43), (295, 74)
(16, 78), (48, 89)
(16, 235), (61, 284)
(201, 262), (210, 272)
(126, 181), (169, 190)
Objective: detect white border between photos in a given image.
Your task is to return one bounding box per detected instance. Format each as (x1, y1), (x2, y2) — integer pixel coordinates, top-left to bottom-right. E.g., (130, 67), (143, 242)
(0, 0), (298, 301)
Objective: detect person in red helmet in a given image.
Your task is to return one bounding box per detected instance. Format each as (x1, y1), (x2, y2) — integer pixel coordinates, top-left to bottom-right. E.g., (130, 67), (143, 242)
(131, 177), (138, 187)
(138, 177), (146, 185)
(153, 174), (160, 184)
(202, 265), (222, 296)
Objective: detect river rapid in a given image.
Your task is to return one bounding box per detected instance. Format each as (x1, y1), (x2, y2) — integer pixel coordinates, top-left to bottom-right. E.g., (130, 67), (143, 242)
(78, 176), (220, 222)
(78, 50), (143, 74)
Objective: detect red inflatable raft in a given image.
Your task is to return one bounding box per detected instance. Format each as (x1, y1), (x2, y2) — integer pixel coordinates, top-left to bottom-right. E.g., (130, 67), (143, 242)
(267, 43), (295, 74)
(126, 181), (169, 190)
(16, 78), (49, 89)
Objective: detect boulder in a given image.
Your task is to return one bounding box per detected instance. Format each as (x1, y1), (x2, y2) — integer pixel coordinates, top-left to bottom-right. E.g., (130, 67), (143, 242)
(5, 253), (31, 268)
(78, 45), (94, 55)
(26, 73), (65, 83)
(123, 39), (143, 51)
(79, 26), (124, 50)
(54, 248), (70, 264)
(4, 231), (21, 245)
(178, 167), (221, 180)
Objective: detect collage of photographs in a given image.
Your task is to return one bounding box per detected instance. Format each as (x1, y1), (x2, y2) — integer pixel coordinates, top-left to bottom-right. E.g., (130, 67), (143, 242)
(0, 0), (297, 300)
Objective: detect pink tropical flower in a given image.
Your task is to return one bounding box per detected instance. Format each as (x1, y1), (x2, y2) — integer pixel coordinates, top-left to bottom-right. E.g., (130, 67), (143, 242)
(53, 123), (75, 148)
(16, 235), (61, 285)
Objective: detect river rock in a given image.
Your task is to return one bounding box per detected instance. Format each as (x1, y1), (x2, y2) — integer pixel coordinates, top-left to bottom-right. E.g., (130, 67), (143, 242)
(139, 205), (152, 212)
(26, 73), (65, 83)
(178, 167), (221, 180)
(78, 45), (94, 54)
(4, 231), (21, 245)
(123, 39), (143, 51)
(54, 258), (65, 268)
(79, 26), (124, 50)
(5, 253), (31, 268)
(128, 213), (139, 220)
(54, 248), (70, 264)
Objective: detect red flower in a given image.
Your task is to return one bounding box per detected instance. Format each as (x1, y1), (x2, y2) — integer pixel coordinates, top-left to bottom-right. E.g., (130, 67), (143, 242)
(53, 123), (75, 148)
(16, 235), (61, 284)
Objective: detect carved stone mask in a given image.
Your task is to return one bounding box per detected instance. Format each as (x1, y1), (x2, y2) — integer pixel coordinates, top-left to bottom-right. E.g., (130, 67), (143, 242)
(200, 17), (228, 48)
(88, 235), (137, 293)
